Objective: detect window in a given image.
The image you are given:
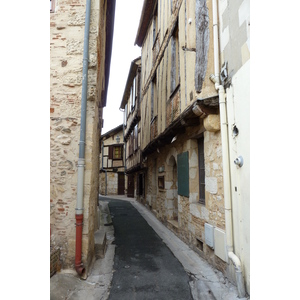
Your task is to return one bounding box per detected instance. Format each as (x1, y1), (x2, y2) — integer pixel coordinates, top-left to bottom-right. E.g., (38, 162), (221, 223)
(109, 145), (123, 160)
(153, 4), (158, 46)
(170, 22), (180, 94)
(132, 78), (136, 110)
(113, 146), (123, 160)
(198, 136), (205, 204)
(151, 73), (157, 121)
(128, 132), (134, 156)
(158, 176), (165, 189)
(134, 124), (138, 151)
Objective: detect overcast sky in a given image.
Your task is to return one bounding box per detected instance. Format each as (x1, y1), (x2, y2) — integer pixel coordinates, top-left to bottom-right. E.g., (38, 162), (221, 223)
(102, 0), (144, 134)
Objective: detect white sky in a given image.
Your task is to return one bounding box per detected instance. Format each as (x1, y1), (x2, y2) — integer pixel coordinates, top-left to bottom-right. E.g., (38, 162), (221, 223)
(102, 0), (144, 134)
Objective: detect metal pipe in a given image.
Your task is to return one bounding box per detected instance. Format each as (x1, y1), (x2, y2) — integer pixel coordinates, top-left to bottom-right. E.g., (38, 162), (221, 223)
(75, 0), (91, 279)
(228, 252), (246, 297)
(101, 141), (108, 196)
(211, 0), (245, 297)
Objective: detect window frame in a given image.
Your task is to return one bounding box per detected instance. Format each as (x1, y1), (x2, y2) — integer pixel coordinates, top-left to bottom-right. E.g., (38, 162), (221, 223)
(113, 145), (123, 160)
(198, 136), (205, 204)
(151, 73), (157, 122)
(108, 145), (123, 160)
(170, 21), (180, 94)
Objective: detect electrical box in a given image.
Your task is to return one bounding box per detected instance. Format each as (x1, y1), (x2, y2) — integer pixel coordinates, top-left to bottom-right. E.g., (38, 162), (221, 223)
(205, 223), (214, 248)
(214, 227), (228, 262)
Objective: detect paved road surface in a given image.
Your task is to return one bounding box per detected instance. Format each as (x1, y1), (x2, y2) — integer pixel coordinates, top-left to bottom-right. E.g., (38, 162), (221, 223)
(108, 198), (193, 300)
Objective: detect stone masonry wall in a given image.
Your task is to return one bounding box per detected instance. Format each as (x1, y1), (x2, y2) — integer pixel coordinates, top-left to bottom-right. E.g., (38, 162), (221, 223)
(142, 118), (227, 273)
(99, 172), (118, 195)
(50, 0), (104, 271)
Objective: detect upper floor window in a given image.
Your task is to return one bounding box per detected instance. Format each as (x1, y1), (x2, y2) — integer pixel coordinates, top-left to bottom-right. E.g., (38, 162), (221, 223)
(153, 4), (158, 46)
(134, 124), (138, 151)
(129, 77), (138, 113)
(170, 22), (180, 94)
(151, 73), (157, 121)
(109, 145), (123, 160)
(132, 77), (136, 110)
(124, 104), (128, 126)
(113, 146), (123, 160)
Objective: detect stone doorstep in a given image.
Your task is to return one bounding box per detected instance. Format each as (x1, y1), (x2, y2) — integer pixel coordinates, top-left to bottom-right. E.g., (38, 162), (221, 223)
(94, 229), (107, 259)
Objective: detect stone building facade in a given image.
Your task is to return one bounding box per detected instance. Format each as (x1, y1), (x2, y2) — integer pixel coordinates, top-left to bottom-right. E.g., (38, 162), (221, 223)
(99, 124), (125, 196)
(128, 0), (249, 296)
(119, 57), (143, 198)
(50, 0), (115, 274)
(133, 0), (228, 277)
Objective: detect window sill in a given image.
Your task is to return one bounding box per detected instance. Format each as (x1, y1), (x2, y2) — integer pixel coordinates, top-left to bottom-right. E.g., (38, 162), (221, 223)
(198, 199), (205, 205)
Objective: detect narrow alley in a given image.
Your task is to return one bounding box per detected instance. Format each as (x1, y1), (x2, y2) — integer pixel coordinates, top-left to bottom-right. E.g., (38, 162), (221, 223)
(107, 198), (192, 300)
(102, 196), (244, 300)
(50, 195), (245, 299)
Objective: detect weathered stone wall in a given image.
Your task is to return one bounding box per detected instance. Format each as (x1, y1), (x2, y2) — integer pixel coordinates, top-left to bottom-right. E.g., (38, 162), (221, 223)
(50, 0), (105, 271)
(141, 119), (227, 273)
(99, 172), (117, 195)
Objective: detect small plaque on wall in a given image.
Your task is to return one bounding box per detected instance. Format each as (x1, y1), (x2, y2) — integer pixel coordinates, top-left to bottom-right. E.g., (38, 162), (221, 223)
(158, 166), (165, 173)
(158, 176), (165, 189)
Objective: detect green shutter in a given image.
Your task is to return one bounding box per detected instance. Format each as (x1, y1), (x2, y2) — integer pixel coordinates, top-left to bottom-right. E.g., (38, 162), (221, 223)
(177, 151), (189, 197)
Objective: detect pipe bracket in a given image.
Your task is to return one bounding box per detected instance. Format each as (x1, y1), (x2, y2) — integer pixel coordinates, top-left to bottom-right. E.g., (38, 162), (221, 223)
(75, 222), (84, 226)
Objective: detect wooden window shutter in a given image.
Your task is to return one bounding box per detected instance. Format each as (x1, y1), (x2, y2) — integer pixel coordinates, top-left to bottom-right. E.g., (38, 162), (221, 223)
(177, 151), (189, 197)
(108, 145), (113, 159)
(120, 145), (123, 159)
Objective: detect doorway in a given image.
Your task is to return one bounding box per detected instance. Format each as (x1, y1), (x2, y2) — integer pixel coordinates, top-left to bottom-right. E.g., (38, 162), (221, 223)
(118, 172), (125, 195)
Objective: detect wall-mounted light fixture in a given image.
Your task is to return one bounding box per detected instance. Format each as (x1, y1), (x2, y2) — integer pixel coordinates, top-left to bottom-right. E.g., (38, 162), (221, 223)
(171, 135), (177, 143)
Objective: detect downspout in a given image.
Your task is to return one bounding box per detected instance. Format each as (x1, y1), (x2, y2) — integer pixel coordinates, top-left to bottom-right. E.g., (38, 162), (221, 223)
(120, 107), (127, 173)
(210, 0), (245, 297)
(75, 0), (91, 279)
(120, 107), (127, 195)
(101, 141), (108, 196)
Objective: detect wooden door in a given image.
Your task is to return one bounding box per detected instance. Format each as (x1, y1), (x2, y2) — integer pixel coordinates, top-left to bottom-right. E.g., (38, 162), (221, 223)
(118, 173), (125, 195)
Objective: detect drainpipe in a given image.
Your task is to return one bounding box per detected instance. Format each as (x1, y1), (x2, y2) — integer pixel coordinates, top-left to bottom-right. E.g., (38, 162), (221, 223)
(210, 0), (245, 297)
(101, 141), (108, 196)
(120, 107), (127, 195)
(75, 0), (91, 279)
(120, 108), (127, 173)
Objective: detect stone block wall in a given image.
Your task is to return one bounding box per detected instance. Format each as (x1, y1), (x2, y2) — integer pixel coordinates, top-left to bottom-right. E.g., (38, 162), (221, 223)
(50, 0), (104, 271)
(99, 172), (118, 195)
